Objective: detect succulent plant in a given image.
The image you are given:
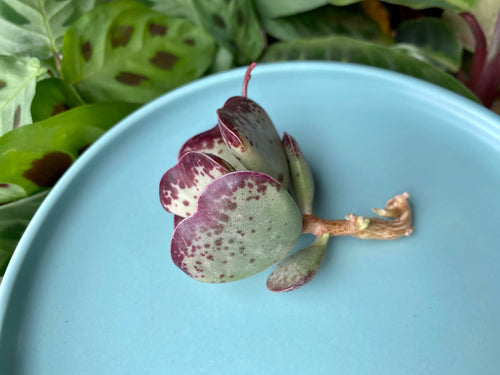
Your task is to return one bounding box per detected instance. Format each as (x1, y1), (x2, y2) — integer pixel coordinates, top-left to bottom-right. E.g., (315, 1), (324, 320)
(159, 63), (413, 292)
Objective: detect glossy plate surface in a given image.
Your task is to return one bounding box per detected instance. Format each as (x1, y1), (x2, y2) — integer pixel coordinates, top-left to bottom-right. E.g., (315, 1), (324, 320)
(1, 62), (499, 374)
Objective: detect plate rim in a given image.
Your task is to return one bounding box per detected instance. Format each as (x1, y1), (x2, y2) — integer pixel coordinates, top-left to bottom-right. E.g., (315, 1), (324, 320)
(1, 60), (499, 330)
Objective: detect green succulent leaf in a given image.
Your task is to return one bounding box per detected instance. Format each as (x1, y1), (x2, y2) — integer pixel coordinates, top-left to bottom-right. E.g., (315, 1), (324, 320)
(217, 96), (291, 189)
(267, 233), (329, 292)
(171, 171), (303, 283)
(0, 102), (138, 203)
(283, 133), (314, 215)
(261, 36), (478, 102)
(191, 0), (265, 65)
(31, 78), (85, 122)
(255, 0), (476, 18)
(262, 4), (389, 43)
(0, 0), (95, 59)
(62, 0), (216, 103)
(0, 189), (49, 276)
(0, 56), (46, 136)
(396, 17), (462, 72)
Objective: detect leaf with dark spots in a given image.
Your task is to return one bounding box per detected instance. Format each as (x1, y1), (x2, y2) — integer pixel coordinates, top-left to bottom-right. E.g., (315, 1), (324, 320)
(31, 78), (84, 122)
(178, 125), (246, 170)
(110, 25), (134, 48)
(115, 72), (148, 86)
(0, 0), (94, 59)
(160, 152), (234, 217)
(23, 152), (73, 187)
(149, 23), (167, 37)
(212, 14), (226, 29)
(191, 0), (265, 64)
(12, 106), (21, 129)
(150, 51), (179, 70)
(62, 0), (216, 103)
(217, 96), (290, 189)
(0, 56), (45, 136)
(171, 171), (302, 283)
(267, 234), (329, 292)
(283, 132), (314, 214)
(81, 41), (92, 61)
(0, 103), (138, 204)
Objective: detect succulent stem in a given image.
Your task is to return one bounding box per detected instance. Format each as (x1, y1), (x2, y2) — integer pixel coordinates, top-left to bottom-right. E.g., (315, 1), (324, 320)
(302, 192), (413, 240)
(241, 62), (257, 98)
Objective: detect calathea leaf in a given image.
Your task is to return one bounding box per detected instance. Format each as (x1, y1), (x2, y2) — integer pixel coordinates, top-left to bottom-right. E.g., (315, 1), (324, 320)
(62, 0), (216, 103)
(261, 36), (478, 102)
(0, 189), (50, 277)
(396, 17), (462, 72)
(170, 171), (302, 283)
(261, 4), (389, 44)
(191, 0), (266, 64)
(0, 56), (46, 136)
(0, 102), (138, 203)
(0, 0), (95, 59)
(255, 0), (476, 19)
(31, 78), (85, 122)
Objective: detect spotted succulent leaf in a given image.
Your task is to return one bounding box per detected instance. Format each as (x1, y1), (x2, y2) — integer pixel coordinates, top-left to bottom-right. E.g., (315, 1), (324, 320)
(31, 78), (85, 122)
(0, 0), (94, 59)
(266, 233), (329, 292)
(0, 102), (138, 204)
(62, 0), (216, 103)
(217, 97), (290, 189)
(0, 56), (46, 136)
(283, 132), (314, 215)
(170, 171), (302, 283)
(178, 125), (246, 170)
(160, 151), (234, 217)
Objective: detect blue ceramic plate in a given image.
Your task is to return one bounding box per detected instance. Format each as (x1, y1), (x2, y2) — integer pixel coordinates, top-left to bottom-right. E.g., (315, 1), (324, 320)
(1, 62), (499, 374)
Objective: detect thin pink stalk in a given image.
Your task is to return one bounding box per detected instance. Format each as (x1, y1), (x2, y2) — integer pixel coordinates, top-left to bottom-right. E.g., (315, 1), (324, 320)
(460, 12), (487, 90)
(241, 62), (257, 98)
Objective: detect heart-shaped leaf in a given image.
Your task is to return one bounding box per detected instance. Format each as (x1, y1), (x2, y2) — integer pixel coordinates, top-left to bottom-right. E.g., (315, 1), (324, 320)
(178, 125), (246, 170)
(159, 151), (234, 217)
(217, 97), (290, 188)
(0, 56), (46, 136)
(62, 0), (216, 103)
(283, 132), (314, 215)
(170, 171), (302, 283)
(266, 233), (329, 292)
(0, 0), (94, 59)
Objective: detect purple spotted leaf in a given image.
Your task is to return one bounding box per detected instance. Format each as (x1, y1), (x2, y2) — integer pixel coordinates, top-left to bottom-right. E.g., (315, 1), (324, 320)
(217, 97), (290, 189)
(283, 132), (315, 215)
(266, 233), (329, 292)
(178, 125), (246, 170)
(62, 0), (216, 103)
(171, 171), (302, 283)
(160, 151), (234, 218)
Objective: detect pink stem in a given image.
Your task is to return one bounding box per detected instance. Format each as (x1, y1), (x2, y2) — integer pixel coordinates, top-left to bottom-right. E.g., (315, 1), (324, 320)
(474, 51), (500, 107)
(241, 62), (257, 98)
(460, 12), (487, 90)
